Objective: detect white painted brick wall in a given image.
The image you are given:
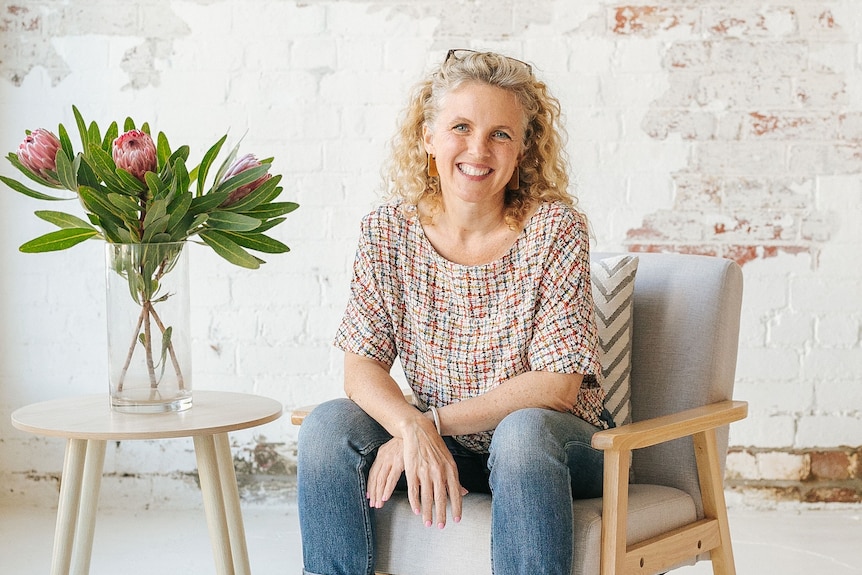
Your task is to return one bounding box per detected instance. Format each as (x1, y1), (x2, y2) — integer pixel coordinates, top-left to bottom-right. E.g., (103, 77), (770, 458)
(1, 0), (860, 507)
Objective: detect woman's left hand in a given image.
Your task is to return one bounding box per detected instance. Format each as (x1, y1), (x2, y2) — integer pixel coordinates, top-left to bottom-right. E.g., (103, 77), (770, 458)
(367, 437), (406, 509)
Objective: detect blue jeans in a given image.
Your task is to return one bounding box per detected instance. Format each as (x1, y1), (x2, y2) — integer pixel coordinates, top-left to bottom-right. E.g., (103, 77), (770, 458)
(297, 398), (605, 575)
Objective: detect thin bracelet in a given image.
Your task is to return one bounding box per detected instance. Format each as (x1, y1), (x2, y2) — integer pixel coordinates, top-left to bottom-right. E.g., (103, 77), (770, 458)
(428, 405), (442, 435)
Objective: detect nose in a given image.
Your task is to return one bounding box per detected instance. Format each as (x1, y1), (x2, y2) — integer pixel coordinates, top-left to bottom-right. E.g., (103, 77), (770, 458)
(466, 133), (490, 158)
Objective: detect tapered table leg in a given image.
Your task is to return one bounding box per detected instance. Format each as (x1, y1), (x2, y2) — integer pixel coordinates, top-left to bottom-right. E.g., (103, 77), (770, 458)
(195, 433), (234, 575)
(71, 439), (107, 574)
(52, 439), (87, 575)
(214, 432), (251, 575)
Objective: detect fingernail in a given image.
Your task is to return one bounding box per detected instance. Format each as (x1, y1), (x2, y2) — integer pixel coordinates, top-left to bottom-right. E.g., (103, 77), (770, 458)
(461, 487), (469, 496)
(437, 522), (445, 529)
(425, 520), (432, 527)
(413, 508), (420, 515)
(454, 516), (461, 523)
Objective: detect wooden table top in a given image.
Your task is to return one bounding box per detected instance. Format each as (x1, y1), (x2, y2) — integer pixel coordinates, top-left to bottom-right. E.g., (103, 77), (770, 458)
(11, 391), (283, 440)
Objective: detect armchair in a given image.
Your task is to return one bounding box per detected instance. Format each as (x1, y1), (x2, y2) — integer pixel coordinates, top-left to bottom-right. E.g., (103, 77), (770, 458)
(292, 252), (747, 575)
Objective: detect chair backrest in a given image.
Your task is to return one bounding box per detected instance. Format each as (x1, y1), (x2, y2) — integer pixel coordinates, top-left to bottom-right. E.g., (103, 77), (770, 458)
(595, 252), (743, 518)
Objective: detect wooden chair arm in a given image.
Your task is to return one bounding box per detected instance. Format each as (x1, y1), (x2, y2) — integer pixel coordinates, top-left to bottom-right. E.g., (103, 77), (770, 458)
(591, 400), (748, 452)
(290, 392), (416, 426)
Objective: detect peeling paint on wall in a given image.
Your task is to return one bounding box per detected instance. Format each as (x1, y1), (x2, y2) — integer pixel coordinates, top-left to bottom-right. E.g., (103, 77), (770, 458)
(619, 3), (849, 267)
(0, 1), (209, 89)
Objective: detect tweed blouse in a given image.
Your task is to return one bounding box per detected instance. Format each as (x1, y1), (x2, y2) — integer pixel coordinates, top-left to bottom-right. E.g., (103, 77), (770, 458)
(334, 200), (607, 453)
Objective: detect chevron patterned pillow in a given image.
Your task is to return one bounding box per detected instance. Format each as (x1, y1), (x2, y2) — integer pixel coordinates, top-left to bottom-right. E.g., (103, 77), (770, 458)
(591, 254), (639, 427)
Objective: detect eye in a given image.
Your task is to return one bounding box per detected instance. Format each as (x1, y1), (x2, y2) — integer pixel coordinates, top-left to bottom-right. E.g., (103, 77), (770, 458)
(492, 130), (513, 140)
(452, 123), (469, 133)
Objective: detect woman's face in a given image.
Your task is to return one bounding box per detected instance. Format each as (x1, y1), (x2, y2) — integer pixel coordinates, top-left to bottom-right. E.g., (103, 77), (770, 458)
(423, 82), (525, 210)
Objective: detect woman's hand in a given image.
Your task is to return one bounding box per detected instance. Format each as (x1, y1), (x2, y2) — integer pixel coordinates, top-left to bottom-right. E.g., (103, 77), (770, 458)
(367, 414), (465, 528)
(400, 416), (464, 529)
(367, 437), (406, 509)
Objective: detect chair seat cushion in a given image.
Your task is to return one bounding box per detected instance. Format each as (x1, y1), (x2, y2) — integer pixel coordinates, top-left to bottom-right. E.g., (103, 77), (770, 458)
(374, 484), (697, 575)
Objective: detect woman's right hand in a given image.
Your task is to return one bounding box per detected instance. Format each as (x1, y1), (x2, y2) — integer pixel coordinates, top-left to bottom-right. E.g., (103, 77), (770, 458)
(399, 415), (464, 529)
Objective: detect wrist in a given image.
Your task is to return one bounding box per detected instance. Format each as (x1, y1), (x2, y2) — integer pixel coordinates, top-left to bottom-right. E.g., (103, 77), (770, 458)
(427, 406), (442, 435)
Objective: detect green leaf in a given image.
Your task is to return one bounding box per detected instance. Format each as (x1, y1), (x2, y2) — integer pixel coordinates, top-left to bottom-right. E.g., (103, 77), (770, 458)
(142, 214), (170, 242)
(108, 193), (142, 222)
(54, 147), (78, 192)
(4, 152), (65, 190)
(76, 156), (101, 188)
(73, 105), (89, 151)
(169, 157), (190, 200)
(79, 186), (128, 227)
(243, 201), (299, 220)
(85, 144), (126, 191)
(58, 123), (74, 160)
(102, 121), (119, 151)
(115, 168), (146, 194)
(213, 164), (270, 196)
(195, 134), (227, 197)
(150, 232), (173, 243)
(167, 145), (190, 166)
(87, 121), (102, 153)
(124, 117), (135, 132)
(183, 213), (209, 237)
(250, 216), (286, 234)
(221, 174), (281, 213)
(0, 174), (71, 201)
(189, 190), (231, 215)
(205, 211), (261, 232)
(157, 132), (171, 170)
(211, 139), (242, 187)
(199, 230), (261, 269)
(112, 224), (136, 244)
(166, 191), (192, 234)
(218, 231), (289, 254)
(143, 197), (168, 229)
(35, 210), (98, 231)
(19, 228), (99, 252)
(145, 171), (167, 198)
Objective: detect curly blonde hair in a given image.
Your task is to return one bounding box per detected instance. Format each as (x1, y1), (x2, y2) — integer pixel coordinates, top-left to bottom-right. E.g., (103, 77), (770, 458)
(384, 50), (574, 228)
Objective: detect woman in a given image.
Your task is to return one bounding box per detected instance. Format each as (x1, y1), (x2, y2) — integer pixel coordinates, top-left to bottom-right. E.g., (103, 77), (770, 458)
(298, 49), (612, 575)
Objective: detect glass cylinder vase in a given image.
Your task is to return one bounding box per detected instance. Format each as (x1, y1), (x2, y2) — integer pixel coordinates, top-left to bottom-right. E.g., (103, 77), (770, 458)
(105, 242), (192, 413)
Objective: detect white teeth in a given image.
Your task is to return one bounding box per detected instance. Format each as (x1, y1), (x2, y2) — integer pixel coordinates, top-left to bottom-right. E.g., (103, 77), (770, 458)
(458, 164), (490, 177)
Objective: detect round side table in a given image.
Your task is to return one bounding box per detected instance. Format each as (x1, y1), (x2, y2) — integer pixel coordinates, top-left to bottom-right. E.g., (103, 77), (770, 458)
(11, 390), (283, 575)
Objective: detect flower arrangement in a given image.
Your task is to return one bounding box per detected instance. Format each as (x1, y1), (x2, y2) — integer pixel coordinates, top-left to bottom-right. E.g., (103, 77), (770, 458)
(3, 105), (298, 267)
(2, 107), (298, 409)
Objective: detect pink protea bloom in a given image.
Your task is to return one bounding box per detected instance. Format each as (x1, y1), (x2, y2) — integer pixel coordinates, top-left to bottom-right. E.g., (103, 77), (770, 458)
(112, 129), (157, 182)
(18, 128), (61, 184)
(220, 153), (272, 206)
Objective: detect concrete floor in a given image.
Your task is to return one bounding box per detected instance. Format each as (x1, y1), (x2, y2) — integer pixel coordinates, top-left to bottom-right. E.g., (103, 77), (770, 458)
(1, 503), (861, 574)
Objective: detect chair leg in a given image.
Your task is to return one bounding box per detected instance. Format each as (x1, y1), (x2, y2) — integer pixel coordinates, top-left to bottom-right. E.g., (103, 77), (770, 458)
(693, 429), (737, 575)
(599, 449), (632, 575)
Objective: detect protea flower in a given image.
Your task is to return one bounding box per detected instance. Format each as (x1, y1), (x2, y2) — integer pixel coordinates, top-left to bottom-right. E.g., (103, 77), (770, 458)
(112, 129), (157, 182)
(220, 153), (272, 206)
(17, 128), (61, 184)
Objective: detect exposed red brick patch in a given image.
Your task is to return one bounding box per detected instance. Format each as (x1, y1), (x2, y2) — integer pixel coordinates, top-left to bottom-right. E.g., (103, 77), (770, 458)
(811, 451), (853, 481)
(803, 487), (862, 504)
(710, 17), (745, 36)
(612, 6), (683, 36)
(3, 5), (39, 32)
(727, 448), (862, 503)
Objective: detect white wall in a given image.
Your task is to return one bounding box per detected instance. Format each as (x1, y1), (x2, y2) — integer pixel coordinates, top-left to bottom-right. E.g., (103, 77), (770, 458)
(1, 0), (860, 507)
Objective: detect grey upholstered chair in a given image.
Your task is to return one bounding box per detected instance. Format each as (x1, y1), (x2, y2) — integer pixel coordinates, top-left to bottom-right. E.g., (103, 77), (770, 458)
(293, 252), (747, 575)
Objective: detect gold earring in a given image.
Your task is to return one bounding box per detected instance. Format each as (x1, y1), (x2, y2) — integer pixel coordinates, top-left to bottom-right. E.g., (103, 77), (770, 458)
(427, 154), (438, 178)
(507, 166), (520, 191)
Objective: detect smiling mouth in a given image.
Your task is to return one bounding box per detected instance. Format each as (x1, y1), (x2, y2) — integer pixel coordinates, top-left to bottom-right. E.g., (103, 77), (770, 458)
(458, 163), (492, 177)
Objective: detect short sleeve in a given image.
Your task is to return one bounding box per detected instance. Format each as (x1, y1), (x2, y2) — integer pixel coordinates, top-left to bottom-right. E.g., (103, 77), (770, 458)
(333, 216), (398, 366)
(527, 211), (602, 382)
